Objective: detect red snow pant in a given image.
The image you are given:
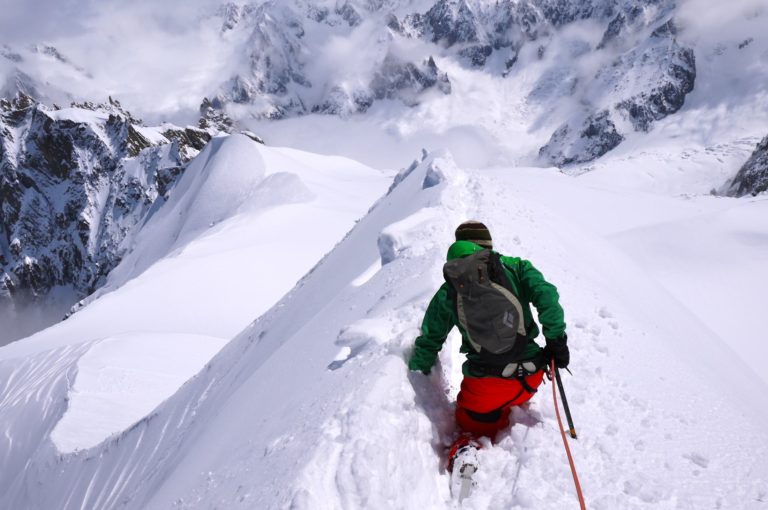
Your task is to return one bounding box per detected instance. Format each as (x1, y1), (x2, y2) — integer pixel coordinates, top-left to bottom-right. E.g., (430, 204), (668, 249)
(455, 370), (545, 439)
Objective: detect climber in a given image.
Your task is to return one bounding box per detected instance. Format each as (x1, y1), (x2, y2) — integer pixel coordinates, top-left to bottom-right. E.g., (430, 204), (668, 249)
(408, 220), (569, 470)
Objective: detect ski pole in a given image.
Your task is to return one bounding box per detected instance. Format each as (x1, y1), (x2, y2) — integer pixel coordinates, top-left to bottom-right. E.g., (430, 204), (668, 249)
(550, 359), (586, 510)
(555, 367), (577, 439)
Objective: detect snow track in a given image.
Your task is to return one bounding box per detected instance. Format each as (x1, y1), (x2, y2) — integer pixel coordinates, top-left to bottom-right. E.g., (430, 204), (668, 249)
(284, 165), (768, 509)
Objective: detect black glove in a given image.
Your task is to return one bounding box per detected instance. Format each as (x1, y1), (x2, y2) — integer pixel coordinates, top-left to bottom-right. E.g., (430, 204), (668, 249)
(544, 334), (569, 369)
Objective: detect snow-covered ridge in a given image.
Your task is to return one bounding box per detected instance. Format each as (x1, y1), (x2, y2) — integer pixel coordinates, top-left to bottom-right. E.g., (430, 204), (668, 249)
(2, 147), (767, 508)
(0, 133), (393, 509)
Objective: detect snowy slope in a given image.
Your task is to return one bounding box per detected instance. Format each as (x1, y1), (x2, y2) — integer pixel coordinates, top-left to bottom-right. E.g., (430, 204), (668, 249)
(2, 150), (766, 509)
(0, 135), (387, 476)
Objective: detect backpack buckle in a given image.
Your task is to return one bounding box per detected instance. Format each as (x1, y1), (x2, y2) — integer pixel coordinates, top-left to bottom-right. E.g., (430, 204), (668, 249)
(500, 361), (538, 378)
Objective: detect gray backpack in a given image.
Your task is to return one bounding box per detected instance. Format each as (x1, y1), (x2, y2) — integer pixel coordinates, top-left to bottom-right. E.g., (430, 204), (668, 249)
(443, 250), (527, 356)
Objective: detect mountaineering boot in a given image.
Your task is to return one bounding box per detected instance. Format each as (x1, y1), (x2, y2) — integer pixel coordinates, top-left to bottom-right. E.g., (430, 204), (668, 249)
(448, 435), (481, 501)
(447, 434), (481, 472)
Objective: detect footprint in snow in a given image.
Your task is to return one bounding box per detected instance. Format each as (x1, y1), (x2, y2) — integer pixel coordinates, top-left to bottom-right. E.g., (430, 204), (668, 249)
(598, 306), (613, 319)
(573, 318), (589, 330)
(683, 452), (710, 469)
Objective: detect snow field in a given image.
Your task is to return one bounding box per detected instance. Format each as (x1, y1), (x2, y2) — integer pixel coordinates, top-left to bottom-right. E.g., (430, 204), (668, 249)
(0, 136), (389, 508)
(286, 159), (768, 509)
(1, 142), (766, 508)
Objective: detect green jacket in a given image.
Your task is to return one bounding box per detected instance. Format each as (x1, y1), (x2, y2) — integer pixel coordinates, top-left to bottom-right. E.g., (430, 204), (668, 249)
(408, 240), (566, 377)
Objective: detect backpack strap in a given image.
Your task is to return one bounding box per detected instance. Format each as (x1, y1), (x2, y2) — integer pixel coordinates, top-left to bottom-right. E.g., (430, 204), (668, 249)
(487, 252), (527, 338)
(488, 252), (515, 294)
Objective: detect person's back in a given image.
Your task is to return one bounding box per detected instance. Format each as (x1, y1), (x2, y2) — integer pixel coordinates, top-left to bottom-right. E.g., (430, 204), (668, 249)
(408, 220), (569, 470)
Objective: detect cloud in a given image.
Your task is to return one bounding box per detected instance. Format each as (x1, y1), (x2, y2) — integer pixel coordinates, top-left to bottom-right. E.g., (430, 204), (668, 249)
(676, 0), (767, 36)
(0, 0), (100, 44)
(0, 0), (240, 123)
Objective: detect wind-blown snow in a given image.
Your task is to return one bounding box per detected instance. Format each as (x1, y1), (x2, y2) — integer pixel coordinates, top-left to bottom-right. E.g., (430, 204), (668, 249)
(50, 332), (225, 453)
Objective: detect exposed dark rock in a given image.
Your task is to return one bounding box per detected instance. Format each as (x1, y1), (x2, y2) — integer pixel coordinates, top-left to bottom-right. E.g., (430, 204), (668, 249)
(336, 1), (363, 27)
(540, 15), (694, 165)
(305, 4), (330, 23)
(405, 0), (481, 46)
(218, 2), (242, 32)
(597, 12), (626, 49)
(199, 98), (234, 133)
(32, 45), (69, 64)
(616, 43), (695, 132)
(0, 95), (217, 311)
(312, 86), (375, 115)
(385, 13), (403, 33)
(492, 1), (542, 40)
(213, 3), (311, 118)
(598, 4), (668, 49)
(738, 37), (754, 50)
(533, 0), (615, 26)
(459, 44), (493, 67)
(539, 110), (624, 166)
(214, 0), (668, 116)
(162, 127), (213, 163)
(106, 116), (152, 158)
(651, 18), (677, 38)
(504, 53), (519, 73)
(240, 131), (265, 144)
(726, 135), (768, 197)
(1, 45), (23, 63)
(370, 55), (451, 104)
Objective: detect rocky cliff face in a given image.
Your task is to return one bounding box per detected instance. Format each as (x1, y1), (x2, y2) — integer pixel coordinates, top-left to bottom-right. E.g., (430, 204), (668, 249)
(539, 14), (695, 166)
(725, 135), (768, 197)
(0, 94), (215, 311)
(207, 0), (694, 166)
(3, 1), (696, 166)
(539, 110), (624, 166)
(211, 1), (456, 118)
(210, 1), (458, 118)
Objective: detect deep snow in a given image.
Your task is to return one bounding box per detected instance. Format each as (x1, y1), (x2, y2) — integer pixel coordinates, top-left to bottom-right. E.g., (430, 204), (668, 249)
(1, 145), (767, 509)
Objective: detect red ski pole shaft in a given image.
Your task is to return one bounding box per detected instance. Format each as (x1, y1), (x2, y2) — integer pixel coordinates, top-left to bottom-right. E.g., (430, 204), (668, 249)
(551, 359), (586, 510)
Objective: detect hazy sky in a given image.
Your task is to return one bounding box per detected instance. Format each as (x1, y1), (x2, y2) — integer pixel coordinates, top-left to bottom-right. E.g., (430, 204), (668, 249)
(0, 0), (236, 123)
(0, 0), (100, 44)
(1, 0), (765, 124)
